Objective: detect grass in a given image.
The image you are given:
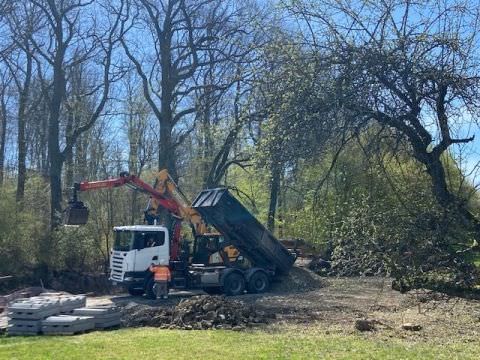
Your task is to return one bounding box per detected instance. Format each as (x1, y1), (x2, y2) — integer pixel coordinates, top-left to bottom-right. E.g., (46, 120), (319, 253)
(1, 327), (479, 360)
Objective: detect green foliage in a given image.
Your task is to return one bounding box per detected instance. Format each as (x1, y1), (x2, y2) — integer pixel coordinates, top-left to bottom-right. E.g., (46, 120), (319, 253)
(288, 135), (479, 290)
(331, 191), (478, 290)
(228, 125), (479, 290)
(49, 226), (107, 274)
(226, 166), (271, 223)
(0, 178), (47, 279)
(0, 175), (116, 288)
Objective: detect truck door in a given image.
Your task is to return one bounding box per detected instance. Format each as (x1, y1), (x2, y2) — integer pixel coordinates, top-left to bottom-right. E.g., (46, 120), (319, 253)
(132, 231), (169, 271)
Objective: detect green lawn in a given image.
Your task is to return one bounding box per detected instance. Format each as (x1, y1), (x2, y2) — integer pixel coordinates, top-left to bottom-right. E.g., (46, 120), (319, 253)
(0, 328), (479, 360)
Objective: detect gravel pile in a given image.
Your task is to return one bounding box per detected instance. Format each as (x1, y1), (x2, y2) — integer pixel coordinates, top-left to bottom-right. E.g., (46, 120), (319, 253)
(270, 266), (324, 293)
(122, 295), (273, 330)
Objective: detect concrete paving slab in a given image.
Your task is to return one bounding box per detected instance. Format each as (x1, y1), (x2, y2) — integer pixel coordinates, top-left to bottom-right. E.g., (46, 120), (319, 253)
(72, 307), (121, 328)
(73, 306), (118, 315)
(42, 315), (95, 335)
(42, 315), (94, 325)
(8, 319), (41, 330)
(7, 300), (61, 320)
(59, 295), (86, 313)
(7, 330), (39, 336)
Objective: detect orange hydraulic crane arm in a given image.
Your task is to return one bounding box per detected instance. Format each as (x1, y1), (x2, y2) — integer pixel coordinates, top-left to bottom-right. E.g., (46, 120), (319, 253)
(74, 172), (180, 215)
(145, 170), (209, 235)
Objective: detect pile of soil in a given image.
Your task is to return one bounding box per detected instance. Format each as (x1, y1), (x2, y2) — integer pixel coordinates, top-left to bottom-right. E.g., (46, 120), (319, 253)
(270, 266), (324, 294)
(122, 295), (274, 330)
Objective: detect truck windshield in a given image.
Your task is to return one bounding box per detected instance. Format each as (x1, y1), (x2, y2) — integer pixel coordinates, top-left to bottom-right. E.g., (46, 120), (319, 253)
(114, 231), (134, 251)
(133, 231), (165, 250)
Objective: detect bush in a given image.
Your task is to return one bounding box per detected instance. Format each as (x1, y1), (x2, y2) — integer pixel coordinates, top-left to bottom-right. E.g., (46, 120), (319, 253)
(330, 194), (479, 292)
(0, 185), (47, 286)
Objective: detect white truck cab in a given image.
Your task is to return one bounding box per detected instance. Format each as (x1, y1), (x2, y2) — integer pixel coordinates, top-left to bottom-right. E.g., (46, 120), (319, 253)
(109, 225), (169, 294)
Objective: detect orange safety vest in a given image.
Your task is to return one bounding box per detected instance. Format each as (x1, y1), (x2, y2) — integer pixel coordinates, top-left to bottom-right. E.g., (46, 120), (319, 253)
(149, 265), (171, 282)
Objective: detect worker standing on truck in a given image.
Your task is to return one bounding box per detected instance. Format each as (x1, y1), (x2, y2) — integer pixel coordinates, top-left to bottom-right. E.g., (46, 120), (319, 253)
(149, 264), (171, 299)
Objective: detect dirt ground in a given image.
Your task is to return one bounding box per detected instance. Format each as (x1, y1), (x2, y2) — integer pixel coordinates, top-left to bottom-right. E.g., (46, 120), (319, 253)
(86, 265), (480, 343)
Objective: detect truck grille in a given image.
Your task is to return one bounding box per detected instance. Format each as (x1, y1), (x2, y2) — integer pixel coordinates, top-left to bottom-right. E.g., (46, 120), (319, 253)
(110, 253), (125, 281)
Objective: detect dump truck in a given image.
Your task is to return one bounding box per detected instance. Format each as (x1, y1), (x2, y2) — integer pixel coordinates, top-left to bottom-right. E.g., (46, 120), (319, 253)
(65, 171), (295, 298)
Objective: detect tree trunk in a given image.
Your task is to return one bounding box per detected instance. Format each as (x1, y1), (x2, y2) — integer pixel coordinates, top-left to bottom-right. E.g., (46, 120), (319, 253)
(38, 107), (50, 176)
(278, 174), (285, 238)
(0, 93), (7, 185)
(128, 120), (139, 224)
(158, 119), (177, 179)
(64, 113), (74, 190)
(424, 156), (456, 209)
(420, 153), (480, 236)
(16, 100), (27, 202)
(201, 105), (213, 188)
(15, 53), (32, 203)
(159, 21), (178, 180)
(64, 150), (74, 191)
(48, 53), (66, 229)
(75, 133), (87, 179)
(267, 163), (281, 232)
(49, 147), (63, 228)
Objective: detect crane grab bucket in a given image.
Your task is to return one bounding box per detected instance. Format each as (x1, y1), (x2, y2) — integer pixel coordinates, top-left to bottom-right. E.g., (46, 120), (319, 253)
(64, 201), (89, 225)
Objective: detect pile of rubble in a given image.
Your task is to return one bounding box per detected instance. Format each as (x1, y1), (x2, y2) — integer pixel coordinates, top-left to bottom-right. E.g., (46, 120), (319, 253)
(6, 293), (121, 335)
(123, 295), (273, 330)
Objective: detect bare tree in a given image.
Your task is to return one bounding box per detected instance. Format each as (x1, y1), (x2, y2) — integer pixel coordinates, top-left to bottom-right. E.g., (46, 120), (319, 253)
(27, 0), (125, 228)
(120, 0), (251, 180)
(202, 76), (253, 188)
(25, 80), (50, 175)
(0, 2), (14, 185)
(289, 0), (480, 234)
(1, 2), (43, 202)
(189, 2), (267, 188)
(0, 70), (11, 185)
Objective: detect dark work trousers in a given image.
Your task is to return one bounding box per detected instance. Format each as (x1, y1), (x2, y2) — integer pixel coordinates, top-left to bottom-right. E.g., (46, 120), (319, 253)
(153, 281), (168, 299)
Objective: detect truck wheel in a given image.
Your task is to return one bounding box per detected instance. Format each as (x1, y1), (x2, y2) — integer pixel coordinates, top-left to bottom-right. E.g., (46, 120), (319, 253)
(223, 272), (245, 296)
(247, 271), (269, 293)
(145, 277), (156, 299)
(127, 285), (145, 296)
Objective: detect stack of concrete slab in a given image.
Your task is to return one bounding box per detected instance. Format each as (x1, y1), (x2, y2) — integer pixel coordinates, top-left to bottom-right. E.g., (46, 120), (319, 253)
(73, 307), (121, 329)
(6, 293), (121, 336)
(41, 315), (95, 335)
(7, 297), (61, 336)
(7, 294), (87, 336)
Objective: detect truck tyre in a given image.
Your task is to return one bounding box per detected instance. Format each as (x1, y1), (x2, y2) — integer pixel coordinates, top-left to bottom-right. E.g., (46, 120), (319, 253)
(223, 272), (245, 296)
(247, 271), (269, 293)
(127, 285), (145, 296)
(145, 277), (156, 299)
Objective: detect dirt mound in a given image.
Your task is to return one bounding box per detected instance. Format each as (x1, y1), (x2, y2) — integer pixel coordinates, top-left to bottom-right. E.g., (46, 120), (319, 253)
(399, 288), (452, 309)
(122, 295), (273, 330)
(270, 266), (324, 294)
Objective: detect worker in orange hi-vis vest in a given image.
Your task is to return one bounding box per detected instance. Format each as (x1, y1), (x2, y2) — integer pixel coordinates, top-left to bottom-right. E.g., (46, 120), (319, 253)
(149, 264), (171, 299)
